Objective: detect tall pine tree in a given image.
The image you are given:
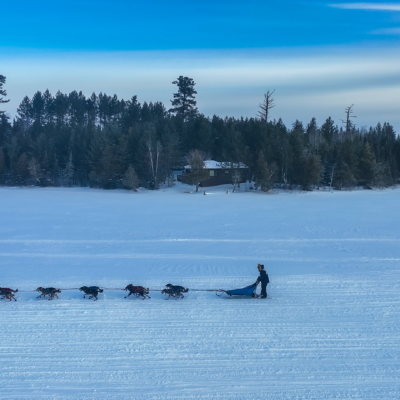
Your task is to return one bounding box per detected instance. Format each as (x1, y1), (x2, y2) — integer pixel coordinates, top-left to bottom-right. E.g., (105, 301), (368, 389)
(169, 76), (198, 118)
(0, 75), (9, 113)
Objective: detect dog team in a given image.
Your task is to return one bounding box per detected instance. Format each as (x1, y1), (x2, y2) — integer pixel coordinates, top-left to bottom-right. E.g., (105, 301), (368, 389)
(1, 265), (269, 302)
(0, 283), (188, 302)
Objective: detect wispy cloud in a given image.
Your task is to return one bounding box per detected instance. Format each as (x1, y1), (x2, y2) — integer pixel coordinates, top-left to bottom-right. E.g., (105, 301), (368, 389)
(330, 3), (400, 11)
(372, 27), (400, 34)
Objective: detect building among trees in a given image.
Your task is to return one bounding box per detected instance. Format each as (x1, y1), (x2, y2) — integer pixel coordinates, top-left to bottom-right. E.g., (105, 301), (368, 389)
(177, 160), (249, 188)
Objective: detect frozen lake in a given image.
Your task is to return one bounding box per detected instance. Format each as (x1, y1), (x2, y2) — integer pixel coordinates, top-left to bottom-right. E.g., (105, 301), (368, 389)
(1, 186), (400, 399)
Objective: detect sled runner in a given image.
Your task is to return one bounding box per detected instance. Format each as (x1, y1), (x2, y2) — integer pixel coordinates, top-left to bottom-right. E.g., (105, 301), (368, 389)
(216, 283), (258, 297)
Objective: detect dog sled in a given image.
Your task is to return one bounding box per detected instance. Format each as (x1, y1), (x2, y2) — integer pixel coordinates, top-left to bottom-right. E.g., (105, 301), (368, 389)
(215, 283), (258, 297)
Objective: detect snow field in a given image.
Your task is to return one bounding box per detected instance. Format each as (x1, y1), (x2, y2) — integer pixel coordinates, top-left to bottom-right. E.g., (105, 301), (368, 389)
(1, 186), (400, 399)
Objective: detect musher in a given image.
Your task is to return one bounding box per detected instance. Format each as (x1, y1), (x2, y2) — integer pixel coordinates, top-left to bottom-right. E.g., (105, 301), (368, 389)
(255, 264), (269, 299)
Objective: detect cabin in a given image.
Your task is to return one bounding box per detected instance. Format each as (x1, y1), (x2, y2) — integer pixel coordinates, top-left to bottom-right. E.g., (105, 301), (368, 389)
(177, 160), (249, 187)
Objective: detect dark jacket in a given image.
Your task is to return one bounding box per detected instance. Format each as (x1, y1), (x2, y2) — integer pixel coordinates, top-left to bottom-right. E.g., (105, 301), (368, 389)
(256, 270), (269, 285)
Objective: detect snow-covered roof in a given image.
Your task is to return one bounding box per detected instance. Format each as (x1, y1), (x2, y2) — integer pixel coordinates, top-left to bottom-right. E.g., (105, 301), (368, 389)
(184, 160), (248, 170)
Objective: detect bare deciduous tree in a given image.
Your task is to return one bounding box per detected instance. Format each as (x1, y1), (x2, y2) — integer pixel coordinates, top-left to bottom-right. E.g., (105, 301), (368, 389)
(254, 152), (277, 192)
(28, 157), (42, 184)
(231, 169), (241, 192)
(146, 139), (162, 189)
(257, 90), (275, 123)
(341, 104), (356, 134)
(181, 150), (209, 192)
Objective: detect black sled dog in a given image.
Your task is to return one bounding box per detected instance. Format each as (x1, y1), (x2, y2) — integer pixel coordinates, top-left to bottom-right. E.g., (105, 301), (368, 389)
(161, 288), (179, 300)
(162, 284), (189, 300)
(36, 287), (61, 300)
(0, 287), (18, 301)
(79, 286), (103, 301)
(165, 284), (189, 298)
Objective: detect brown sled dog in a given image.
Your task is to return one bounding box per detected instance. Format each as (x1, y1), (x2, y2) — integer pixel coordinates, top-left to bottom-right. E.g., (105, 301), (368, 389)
(124, 284), (150, 300)
(0, 287), (18, 302)
(36, 287), (61, 300)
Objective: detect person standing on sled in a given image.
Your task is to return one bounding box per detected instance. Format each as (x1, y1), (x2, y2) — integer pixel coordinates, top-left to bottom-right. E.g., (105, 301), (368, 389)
(255, 264), (269, 298)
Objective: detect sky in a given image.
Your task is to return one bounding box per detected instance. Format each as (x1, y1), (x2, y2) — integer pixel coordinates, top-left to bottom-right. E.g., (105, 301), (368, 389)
(1, 0), (400, 129)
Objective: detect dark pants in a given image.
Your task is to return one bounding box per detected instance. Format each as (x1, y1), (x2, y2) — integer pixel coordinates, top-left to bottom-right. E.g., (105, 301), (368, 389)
(261, 283), (267, 298)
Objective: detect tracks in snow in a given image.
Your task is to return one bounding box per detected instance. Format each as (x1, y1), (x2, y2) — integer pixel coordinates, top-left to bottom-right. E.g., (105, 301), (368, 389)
(1, 252), (400, 262)
(1, 238), (400, 244)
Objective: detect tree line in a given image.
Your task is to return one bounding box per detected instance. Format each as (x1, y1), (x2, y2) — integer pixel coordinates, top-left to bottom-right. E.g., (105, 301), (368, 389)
(0, 74), (399, 191)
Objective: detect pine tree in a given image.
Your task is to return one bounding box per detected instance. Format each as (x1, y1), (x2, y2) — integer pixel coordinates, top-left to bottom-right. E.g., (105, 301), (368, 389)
(54, 91), (69, 126)
(97, 144), (126, 189)
(31, 91), (45, 128)
(15, 153), (30, 183)
(87, 92), (98, 128)
(288, 120), (305, 185)
(49, 153), (59, 186)
(254, 151), (276, 192)
(63, 152), (74, 186)
(320, 117), (338, 145)
(169, 76), (198, 118)
(68, 90), (87, 126)
(298, 151), (322, 190)
(306, 117), (320, 148)
(334, 160), (356, 189)
(358, 143), (376, 187)
(184, 114), (213, 154)
(0, 76), (10, 146)
(159, 126), (179, 186)
(43, 89), (54, 124)
(0, 147), (5, 178)
(0, 113), (11, 146)
(88, 131), (107, 186)
(181, 150), (208, 192)
(122, 166), (140, 190)
(322, 156), (337, 190)
(122, 96), (141, 130)
(373, 162), (391, 188)
(0, 75), (10, 113)
(141, 101), (152, 122)
(221, 121), (246, 167)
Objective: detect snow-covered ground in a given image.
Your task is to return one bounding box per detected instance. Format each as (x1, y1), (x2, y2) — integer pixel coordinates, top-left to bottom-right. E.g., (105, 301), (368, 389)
(1, 185), (400, 399)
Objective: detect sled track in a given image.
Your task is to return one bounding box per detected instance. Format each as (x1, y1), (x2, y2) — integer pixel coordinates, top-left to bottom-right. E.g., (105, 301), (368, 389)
(2, 252), (400, 262)
(1, 238), (400, 244)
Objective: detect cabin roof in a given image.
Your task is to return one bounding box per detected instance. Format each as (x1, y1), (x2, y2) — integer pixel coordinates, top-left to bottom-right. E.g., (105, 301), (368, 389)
(184, 160), (248, 170)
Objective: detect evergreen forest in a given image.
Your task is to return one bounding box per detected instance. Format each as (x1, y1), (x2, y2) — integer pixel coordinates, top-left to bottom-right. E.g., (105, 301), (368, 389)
(0, 74), (399, 191)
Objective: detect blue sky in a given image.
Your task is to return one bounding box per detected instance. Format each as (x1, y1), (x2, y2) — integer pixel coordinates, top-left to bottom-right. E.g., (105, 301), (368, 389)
(1, 1), (400, 128)
(2, 0), (400, 50)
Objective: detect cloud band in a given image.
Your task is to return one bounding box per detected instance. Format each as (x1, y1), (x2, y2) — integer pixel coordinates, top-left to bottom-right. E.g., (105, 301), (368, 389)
(330, 3), (400, 11)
